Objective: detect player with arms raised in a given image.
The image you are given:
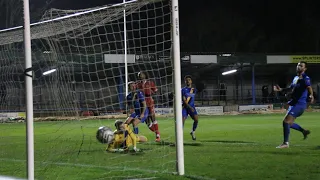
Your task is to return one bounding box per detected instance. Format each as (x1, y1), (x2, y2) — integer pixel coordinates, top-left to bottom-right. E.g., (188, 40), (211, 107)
(106, 120), (148, 152)
(182, 75), (199, 140)
(274, 61), (313, 148)
(137, 71), (161, 142)
(125, 81), (149, 134)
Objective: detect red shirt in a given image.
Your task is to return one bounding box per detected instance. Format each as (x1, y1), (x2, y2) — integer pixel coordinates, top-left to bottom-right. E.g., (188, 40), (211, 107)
(137, 80), (158, 97)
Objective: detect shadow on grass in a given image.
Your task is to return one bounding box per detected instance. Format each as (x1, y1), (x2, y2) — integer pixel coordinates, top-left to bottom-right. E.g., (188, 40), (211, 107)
(313, 146), (320, 150)
(144, 140), (256, 147)
(265, 151), (305, 155)
(184, 174), (216, 180)
(146, 141), (203, 147)
(106, 149), (147, 156)
(79, 149), (106, 153)
(225, 150), (319, 156)
(200, 140), (255, 144)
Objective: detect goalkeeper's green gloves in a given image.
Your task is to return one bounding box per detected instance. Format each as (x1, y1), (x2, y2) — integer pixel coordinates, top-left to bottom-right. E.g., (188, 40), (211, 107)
(131, 146), (141, 152)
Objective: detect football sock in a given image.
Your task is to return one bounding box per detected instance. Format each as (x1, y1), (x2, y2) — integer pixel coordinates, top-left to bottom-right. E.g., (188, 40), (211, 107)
(148, 123), (155, 132)
(290, 123), (304, 132)
(192, 120), (198, 132)
(134, 127), (139, 134)
(153, 121), (160, 136)
(283, 121), (290, 143)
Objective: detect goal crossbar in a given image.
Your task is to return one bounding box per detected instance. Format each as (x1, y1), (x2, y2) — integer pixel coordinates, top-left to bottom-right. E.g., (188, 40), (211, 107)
(0, 0), (169, 46)
(0, 0), (139, 33)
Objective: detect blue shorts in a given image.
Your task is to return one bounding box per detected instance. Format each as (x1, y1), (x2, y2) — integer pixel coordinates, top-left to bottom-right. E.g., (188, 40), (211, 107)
(182, 106), (198, 119)
(287, 105), (306, 118)
(130, 108), (149, 123)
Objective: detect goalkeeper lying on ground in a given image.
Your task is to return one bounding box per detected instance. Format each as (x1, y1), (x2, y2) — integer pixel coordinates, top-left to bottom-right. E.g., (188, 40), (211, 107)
(106, 120), (148, 152)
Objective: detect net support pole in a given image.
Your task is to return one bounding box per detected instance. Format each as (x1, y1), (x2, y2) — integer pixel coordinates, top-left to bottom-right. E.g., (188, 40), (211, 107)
(251, 63), (256, 104)
(317, 83), (320, 102)
(172, 0), (184, 175)
(23, 0), (34, 179)
(124, 0), (129, 96)
(240, 63), (244, 104)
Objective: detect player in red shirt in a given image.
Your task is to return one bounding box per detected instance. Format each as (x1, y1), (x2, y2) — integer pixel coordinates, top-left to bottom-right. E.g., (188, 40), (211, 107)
(137, 71), (161, 142)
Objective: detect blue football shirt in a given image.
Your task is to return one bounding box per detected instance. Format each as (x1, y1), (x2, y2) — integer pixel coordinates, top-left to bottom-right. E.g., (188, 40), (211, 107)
(126, 90), (145, 114)
(288, 73), (311, 106)
(181, 87), (197, 107)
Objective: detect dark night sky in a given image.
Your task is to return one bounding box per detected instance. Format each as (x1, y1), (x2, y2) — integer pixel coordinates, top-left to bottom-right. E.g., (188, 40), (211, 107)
(1, 0), (320, 53)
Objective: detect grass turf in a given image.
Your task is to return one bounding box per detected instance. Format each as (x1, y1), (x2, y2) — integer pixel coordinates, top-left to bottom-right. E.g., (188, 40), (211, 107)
(0, 112), (320, 180)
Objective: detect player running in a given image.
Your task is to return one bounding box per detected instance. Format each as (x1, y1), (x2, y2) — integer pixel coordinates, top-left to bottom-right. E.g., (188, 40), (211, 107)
(136, 71), (161, 142)
(273, 61), (313, 148)
(125, 81), (149, 134)
(182, 75), (199, 141)
(106, 120), (148, 152)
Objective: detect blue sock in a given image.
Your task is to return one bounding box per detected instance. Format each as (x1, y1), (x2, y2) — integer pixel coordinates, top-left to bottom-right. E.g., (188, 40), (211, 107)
(192, 121), (198, 132)
(290, 123), (304, 132)
(283, 121), (290, 143)
(133, 127), (139, 134)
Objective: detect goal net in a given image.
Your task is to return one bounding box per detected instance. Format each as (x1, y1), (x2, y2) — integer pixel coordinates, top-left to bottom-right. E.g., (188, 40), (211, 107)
(0, 0), (180, 179)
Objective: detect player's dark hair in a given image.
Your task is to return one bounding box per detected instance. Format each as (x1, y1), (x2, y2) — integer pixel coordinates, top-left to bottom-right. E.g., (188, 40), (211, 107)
(138, 71), (149, 79)
(299, 61), (308, 68)
(114, 120), (123, 130)
(128, 81), (135, 86)
(184, 75), (192, 80)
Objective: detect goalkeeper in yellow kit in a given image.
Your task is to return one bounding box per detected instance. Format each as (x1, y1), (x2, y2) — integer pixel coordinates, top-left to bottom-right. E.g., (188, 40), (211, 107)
(106, 120), (148, 152)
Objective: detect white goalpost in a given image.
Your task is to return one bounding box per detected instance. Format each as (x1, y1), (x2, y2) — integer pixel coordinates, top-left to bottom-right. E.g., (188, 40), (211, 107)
(1, 0), (184, 179)
(22, 0), (34, 179)
(123, 0), (129, 97)
(171, 0), (184, 175)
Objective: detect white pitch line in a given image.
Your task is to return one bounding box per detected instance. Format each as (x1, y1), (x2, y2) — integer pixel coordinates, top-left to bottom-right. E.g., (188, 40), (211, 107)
(0, 158), (216, 180)
(0, 158), (156, 173)
(0, 176), (25, 180)
(125, 177), (158, 180)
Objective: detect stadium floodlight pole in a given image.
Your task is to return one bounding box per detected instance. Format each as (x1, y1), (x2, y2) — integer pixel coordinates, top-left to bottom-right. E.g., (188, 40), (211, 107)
(123, 0), (128, 96)
(172, 0), (185, 175)
(222, 69), (237, 75)
(23, 0), (34, 179)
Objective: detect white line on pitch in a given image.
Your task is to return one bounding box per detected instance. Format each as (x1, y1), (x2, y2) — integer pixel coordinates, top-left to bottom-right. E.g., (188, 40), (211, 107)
(0, 158), (157, 173)
(125, 178), (158, 180)
(0, 158), (216, 180)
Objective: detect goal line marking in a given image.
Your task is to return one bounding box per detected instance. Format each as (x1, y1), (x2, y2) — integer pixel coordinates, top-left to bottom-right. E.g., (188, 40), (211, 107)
(0, 158), (216, 180)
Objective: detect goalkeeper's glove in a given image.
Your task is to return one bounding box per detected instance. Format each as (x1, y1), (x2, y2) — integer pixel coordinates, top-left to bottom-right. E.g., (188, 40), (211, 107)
(133, 146), (141, 152)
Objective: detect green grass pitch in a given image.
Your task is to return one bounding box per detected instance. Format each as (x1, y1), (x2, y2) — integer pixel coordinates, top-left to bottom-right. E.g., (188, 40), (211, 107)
(0, 112), (320, 180)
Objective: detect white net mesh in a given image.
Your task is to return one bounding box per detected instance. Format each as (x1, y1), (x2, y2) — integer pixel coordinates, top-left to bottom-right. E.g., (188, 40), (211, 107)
(0, 0), (179, 179)
(0, 0), (173, 116)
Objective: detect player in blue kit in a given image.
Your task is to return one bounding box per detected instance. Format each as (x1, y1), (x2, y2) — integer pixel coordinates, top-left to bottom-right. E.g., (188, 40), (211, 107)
(273, 61), (314, 148)
(182, 75), (199, 140)
(125, 81), (149, 134)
